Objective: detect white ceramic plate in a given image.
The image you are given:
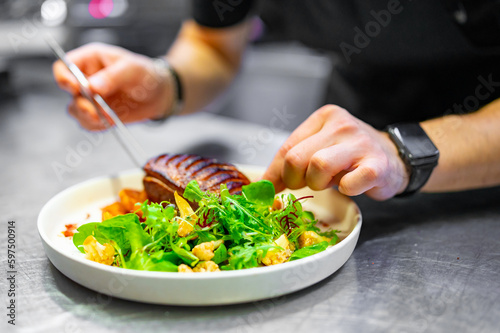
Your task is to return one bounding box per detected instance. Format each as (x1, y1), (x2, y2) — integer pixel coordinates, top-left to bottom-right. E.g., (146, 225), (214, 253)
(38, 166), (361, 305)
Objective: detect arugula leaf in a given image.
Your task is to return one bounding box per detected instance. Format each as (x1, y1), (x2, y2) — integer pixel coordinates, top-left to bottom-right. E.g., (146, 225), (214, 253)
(140, 201), (175, 231)
(242, 180), (275, 206)
(183, 180), (205, 202)
(289, 241), (329, 261)
(212, 243), (228, 264)
(220, 184), (273, 236)
(224, 244), (277, 270)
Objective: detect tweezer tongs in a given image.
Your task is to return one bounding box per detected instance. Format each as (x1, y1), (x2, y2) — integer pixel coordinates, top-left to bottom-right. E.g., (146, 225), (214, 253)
(45, 35), (147, 167)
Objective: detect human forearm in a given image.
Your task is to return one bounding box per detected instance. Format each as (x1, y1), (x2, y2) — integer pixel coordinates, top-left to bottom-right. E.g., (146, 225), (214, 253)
(421, 98), (500, 192)
(165, 20), (251, 115)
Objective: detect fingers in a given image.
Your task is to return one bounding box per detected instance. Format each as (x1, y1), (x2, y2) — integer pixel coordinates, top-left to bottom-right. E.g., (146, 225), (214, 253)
(52, 43), (125, 96)
(69, 43), (145, 98)
(263, 104), (408, 199)
(281, 131), (337, 189)
(305, 144), (357, 190)
(87, 59), (134, 97)
(67, 96), (106, 131)
(65, 42), (122, 73)
(52, 43), (155, 129)
(53, 44), (101, 94)
(53, 60), (79, 95)
(338, 159), (383, 196)
(67, 89), (142, 130)
(261, 152), (286, 193)
(262, 108), (328, 191)
(263, 133), (323, 192)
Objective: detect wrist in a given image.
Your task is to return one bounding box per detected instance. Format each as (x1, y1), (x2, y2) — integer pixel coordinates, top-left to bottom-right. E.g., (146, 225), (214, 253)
(151, 57), (184, 121)
(381, 131), (410, 195)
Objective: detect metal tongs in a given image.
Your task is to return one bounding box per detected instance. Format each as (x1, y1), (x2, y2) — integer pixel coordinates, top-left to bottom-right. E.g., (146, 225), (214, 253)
(45, 35), (147, 167)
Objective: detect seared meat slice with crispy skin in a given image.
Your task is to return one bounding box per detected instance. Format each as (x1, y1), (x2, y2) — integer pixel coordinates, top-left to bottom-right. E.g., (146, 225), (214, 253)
(143, 154), (250, 204)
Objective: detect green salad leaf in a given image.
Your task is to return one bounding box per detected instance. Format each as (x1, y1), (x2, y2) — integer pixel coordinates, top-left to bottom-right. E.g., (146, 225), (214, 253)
(73, 180), (338, 272)
(73, 214), (149, 254)
(242, 180), (275, 207)
(127, 251), (179, 272)
(212, 243), (228, 264)
(289, 241), (329, 261)
(183, 180), (205, 203)
(73, 222), (106, 253)
(223, 243), (277, 270)
(172, 240), (199, 267)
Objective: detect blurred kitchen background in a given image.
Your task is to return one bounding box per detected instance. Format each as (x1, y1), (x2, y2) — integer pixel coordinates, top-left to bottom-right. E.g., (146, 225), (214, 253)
(0, 0), (334, 131)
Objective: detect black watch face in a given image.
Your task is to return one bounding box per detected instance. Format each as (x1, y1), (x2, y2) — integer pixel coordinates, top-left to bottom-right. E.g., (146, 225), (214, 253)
(392, 124), (439, 161)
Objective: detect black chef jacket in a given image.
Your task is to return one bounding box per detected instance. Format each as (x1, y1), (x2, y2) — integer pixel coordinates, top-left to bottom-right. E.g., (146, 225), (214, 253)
(192, 0), (500, 129)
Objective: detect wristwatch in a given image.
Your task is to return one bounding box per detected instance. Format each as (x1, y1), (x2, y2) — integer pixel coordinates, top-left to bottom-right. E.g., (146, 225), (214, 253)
(385, 123), (439, 197)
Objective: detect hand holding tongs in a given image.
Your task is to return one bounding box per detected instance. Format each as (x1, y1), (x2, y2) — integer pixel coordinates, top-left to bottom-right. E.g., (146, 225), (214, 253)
(45, 34), (147, 167)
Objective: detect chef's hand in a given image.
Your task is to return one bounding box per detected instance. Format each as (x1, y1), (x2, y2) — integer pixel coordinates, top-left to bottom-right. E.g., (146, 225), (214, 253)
(53, 43), (173, 131)
(262, 105), (410, 200)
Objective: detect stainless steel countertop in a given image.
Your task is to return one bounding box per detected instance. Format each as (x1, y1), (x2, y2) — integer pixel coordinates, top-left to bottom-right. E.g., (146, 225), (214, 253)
(1, 62), (499, 333)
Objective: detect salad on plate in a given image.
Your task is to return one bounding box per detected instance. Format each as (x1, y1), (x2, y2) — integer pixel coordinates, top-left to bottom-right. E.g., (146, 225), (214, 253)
(70, 179), (339, 273)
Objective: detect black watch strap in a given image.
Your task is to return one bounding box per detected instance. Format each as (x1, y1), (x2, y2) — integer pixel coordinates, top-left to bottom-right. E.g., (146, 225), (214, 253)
(396, 162), (435, 197)
(385, 123), (439, 197)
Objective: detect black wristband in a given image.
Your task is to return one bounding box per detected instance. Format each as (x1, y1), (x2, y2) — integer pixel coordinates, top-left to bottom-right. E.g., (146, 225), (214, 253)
(151, 57), (184, 122)
(169, 63), (183, 104)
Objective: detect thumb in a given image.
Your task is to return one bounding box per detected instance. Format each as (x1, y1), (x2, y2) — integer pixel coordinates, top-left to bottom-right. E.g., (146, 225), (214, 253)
(88, 60), (130, 97)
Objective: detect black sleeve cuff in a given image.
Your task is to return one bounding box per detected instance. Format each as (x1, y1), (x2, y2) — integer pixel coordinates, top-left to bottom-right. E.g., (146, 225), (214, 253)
(191, 0), (255, 28)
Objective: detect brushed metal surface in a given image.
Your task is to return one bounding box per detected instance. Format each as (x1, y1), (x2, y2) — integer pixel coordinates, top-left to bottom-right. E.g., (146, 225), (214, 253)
(1, 59), (499, 333)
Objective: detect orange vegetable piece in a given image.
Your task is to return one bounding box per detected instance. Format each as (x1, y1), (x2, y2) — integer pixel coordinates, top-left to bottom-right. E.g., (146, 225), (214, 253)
(119, 189), (148, 212)
(101, 202), (127, 220)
